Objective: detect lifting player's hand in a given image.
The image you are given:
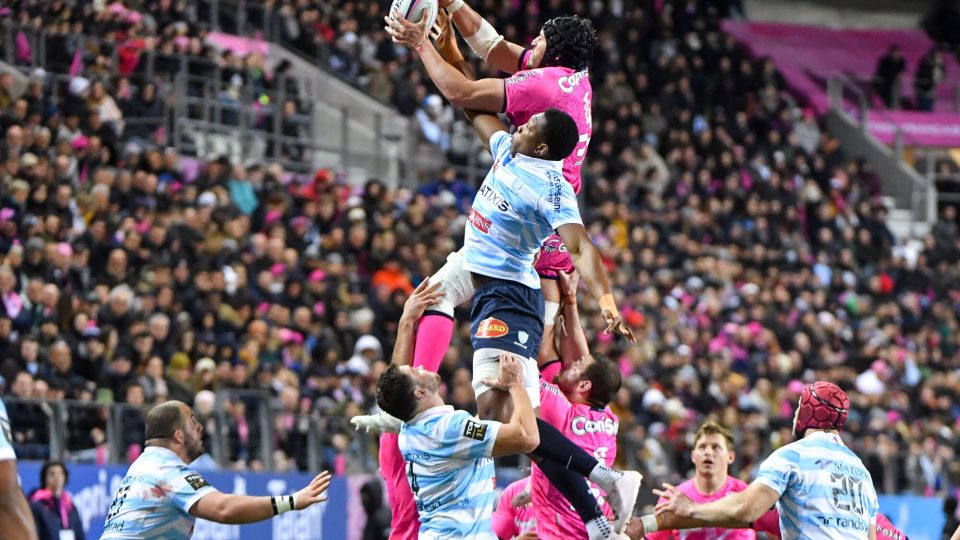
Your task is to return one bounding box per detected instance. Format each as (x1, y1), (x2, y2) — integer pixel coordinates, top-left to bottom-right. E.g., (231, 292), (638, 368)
(556, 269), (580, 298)
(481, 352), (524, 391)
(293, 471), (332, 510)
(401, 278), (445, 321)
(653, 483), (694, 518)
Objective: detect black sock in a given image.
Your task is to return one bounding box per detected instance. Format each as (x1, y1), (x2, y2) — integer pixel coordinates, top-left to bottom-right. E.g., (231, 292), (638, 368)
(531, 418), (598, 477)
(538, 459), (604, 523)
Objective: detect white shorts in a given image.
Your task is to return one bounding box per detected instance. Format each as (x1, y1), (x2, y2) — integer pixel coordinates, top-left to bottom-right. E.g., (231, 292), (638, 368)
(472, 348), (541, 408)
(428, 248), (475, 317)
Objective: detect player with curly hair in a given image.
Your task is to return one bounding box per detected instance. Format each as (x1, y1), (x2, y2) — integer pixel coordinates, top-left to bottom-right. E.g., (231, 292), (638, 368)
(646, 382), (881, 540)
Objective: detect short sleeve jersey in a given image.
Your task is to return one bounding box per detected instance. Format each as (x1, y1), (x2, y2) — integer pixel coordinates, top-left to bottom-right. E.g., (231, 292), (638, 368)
(755, 431), (879, 540)
(504, 64), (593, 194)
(100, 446), (218, 539)
(398, 405), (503, 539)
(464, 131), (582, 289)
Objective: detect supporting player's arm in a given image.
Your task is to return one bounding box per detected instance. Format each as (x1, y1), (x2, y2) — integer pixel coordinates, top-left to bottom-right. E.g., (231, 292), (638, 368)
(386, 12), (505, 112)
(439, 0), (526, 74)
(0, 461), (38, 540)
(392, 279), (445, 367)
(190, 471), (331, 524)
(484, 353), (540, 456)
(555, 270), (590, 365)
(555, 223), (635, 341)
(653, 481), (780, 527)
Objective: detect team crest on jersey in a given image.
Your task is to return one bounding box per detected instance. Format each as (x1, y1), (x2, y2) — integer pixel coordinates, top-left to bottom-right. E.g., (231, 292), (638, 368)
(185, 473), (210, 491)
(469, 209), (492, 234)
(518, 331), (529, 344)
(463, 420), (488, 441)
(476, 317), (508, 338)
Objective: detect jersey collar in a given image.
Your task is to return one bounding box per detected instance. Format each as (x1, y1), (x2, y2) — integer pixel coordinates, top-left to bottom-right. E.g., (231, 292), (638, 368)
(406, 404), (454, 426)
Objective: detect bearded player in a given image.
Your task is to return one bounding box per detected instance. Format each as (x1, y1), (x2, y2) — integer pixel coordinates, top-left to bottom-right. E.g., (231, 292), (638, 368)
(530, 268), (625, 540)
(648, 382), (879, 540)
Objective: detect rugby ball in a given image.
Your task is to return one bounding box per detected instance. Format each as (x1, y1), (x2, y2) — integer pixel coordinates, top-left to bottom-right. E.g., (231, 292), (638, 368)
(390, 0), (439, 31)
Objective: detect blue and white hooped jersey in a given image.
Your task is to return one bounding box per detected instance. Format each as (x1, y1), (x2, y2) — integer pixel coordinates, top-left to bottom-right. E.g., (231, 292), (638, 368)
(398, 405), (502, 539)
(100, 446), (218, 539)
(755, 431), (879, 540)
(0, 398), (15, 462)
(463, 131), (583, 289)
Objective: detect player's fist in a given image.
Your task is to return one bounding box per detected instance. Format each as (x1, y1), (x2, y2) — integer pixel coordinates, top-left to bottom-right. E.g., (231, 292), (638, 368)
(294, 471), (332, 510)
(556, 269), (580, 297)
(482, 353), (524, 390)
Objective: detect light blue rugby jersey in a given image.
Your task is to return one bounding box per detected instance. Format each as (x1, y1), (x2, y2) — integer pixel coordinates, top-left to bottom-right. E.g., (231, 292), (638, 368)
(463, 130), (583, 289)
(398, 405), (503, 539)
(0, 398), (15, 462)
(755, 431), (879, 540)
(100, 446), (217, 539)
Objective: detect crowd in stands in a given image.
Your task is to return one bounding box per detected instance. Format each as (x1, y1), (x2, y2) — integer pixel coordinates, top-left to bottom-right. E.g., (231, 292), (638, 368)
(0, 0), (959, 505)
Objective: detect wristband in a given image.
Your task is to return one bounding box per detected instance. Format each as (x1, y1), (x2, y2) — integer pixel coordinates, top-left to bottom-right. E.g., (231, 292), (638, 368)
(272, 494), (296, 515)
(544, 300), (561, 325)
(446, 0), (465, 13)
(562, 294), (577, 305)
(640, 514), (660, 533)
(598, 293), (617, 314)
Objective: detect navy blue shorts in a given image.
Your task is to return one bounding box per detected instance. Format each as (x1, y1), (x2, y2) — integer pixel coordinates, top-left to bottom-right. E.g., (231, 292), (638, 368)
(469, 276), (544, 359)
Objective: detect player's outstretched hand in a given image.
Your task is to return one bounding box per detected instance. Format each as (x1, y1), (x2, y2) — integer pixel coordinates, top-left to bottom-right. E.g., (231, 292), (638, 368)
(294, 471), (332, 510)
(384, 10), (431, 50)
(401, 278), (445, 321)
(482, 352), (524, 390)
(602, 309), (636, 343)
(653, 483), (694, 518)
(556, 269), (580, 297)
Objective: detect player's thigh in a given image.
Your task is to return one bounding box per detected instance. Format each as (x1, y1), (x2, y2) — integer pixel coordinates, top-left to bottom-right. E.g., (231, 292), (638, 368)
(428, 248), (475, 316)
(472, 347), (540, 414)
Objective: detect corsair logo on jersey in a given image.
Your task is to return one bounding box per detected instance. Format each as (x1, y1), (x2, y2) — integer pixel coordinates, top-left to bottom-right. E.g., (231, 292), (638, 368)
(478, 184), (511, 211)
(475, 317), (509, 338)
(468, 209), (492, 233)
(558, 70), (589, 93)
(571, 416), (618, 436)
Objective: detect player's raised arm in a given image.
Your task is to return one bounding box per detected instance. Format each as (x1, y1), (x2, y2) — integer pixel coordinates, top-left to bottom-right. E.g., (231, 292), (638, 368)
(555, 224), (635, 343)
(555, 270), (591, 364)
(190, 471), (331, 524)
(386, 12), (505, 112)
(392, 279), (445, 367)
(439, 0), (526, 74)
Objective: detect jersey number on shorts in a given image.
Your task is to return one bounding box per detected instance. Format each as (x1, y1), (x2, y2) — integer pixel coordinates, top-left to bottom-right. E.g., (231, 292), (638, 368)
(829, 472), (865, 515)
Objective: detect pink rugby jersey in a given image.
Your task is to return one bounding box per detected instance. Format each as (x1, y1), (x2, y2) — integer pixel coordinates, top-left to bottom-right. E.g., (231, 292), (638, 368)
(647, 477), (762, 540)
(531, 375), (618, 539)
(491, 477), (537, 539)
(504, 61), (592, 194)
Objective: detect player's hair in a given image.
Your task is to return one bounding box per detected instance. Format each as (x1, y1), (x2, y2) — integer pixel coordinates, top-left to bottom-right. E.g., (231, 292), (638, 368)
(541, 108), (579, 161)
(145, 400), (186, 440)
(583, 355), (622, 407)
(693, 421), (735, 451)
(541, 16), (598, 72)
(376, 364), (418, 422)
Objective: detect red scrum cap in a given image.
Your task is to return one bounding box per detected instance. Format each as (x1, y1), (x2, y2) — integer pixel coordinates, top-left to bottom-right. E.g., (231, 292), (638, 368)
(794, 381), (849, 439)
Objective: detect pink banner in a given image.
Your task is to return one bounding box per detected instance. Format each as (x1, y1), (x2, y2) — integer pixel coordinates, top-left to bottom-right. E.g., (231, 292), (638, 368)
(205, 32), (271, 57)
(867, 110), (960, 147)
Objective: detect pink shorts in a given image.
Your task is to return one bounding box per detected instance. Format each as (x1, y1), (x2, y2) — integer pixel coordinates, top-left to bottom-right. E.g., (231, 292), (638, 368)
(535, 234), (574, 279)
